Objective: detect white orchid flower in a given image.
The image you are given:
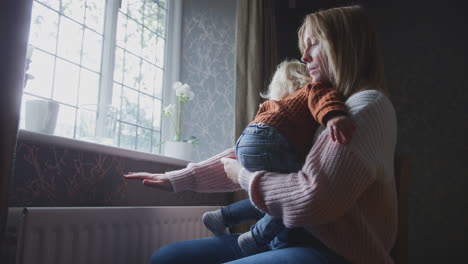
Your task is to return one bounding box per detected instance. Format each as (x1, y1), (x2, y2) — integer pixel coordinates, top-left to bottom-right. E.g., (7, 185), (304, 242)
(187, 90), (195, 100)
(162, 103), (176, 117)
(172, 81), (183, 91)
(166, 81), (197, 143)
(175, 83), (190, 96)
(175, 83), (195, 101)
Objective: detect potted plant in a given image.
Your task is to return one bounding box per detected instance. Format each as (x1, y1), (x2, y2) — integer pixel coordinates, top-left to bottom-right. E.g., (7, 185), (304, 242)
(23, 44), (60, 135)
(162, 81), (199, 160)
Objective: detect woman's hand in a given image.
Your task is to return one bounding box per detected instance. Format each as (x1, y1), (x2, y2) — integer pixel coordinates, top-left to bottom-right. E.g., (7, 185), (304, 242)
(220, 157), (243, 184)
(123, 172), (173, 192)
(327, 115), (355, 144)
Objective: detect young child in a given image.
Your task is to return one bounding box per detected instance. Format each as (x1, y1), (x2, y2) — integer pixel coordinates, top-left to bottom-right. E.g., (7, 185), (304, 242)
(201, 60), (354, 256)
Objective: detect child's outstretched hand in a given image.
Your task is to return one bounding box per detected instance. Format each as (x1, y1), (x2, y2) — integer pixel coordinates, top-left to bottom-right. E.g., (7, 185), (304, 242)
(124, 172), (173, 192)
(327, 115), (355, 144)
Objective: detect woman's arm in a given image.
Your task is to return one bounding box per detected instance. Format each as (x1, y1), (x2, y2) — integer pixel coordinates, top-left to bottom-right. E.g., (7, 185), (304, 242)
(166, 148), (242, 193)
(239, 134), (375, 227)
(124, 148), (240, 193)
(237, 91), (396, 227)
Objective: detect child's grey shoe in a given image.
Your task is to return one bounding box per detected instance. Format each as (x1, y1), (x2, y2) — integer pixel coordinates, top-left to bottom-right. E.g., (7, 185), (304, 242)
(238, 231), (263, 256)
(202, 209), (230, 236)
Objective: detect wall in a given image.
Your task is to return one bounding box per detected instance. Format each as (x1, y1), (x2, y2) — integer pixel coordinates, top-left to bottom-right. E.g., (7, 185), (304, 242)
(179, 0), (237, 162)
(9, 0), (238, 207)
(369, 2), (468, 262)
(9, 132), (231, 207)
(275, 0), (468, 262)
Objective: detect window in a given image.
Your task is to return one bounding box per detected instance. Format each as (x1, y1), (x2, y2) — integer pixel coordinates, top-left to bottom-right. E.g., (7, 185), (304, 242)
(21, 0), (175, 155)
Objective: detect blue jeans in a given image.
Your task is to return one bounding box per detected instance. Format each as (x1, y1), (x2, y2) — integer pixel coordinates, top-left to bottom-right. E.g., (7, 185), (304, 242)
(235, 123), (302, 173)
(150, 123), (350, 263)
(221, 199), (285, 251)
(221, 199), (265, 227)
(230, 123), (302, 250)
(150, 231), (351, 264)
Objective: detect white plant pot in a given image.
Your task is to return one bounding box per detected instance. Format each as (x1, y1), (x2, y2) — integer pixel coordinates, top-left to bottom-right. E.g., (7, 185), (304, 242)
(25, 99), (59, 134)
(164, 141), (193, 161)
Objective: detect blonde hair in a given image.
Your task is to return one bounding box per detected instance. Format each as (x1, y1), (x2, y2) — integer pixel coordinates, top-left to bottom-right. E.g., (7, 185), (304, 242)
(298, 5), (385, 98)
(261, 60), (311, 100)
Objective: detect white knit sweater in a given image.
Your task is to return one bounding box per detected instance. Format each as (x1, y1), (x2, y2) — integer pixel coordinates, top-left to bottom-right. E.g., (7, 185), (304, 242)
(167, 90), (398, 264)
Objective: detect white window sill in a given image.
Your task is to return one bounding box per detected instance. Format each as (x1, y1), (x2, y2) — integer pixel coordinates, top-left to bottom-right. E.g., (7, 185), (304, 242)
(17, 129), (190, 167)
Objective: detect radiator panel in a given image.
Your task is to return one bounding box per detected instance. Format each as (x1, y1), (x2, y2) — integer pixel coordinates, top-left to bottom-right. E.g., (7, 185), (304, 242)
(9, 207), (221, 264)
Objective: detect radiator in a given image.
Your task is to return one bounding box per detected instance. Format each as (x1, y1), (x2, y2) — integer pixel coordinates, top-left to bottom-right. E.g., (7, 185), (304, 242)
(7, 206), (221, 264)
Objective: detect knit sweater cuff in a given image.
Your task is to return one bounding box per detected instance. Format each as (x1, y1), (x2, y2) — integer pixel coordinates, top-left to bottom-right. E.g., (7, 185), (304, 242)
(316, 104), (348, 126)
(238, 168), (253, 191)
(166, 164), (195, 193)
(166, 148), (235, 193)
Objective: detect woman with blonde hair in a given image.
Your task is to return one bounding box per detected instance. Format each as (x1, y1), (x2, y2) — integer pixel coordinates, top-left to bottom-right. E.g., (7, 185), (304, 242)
(199, 58), (353, 257)
(125, 5), (397, 264)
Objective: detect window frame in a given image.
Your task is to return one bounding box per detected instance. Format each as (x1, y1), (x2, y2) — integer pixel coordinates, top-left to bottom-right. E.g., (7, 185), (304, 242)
(21, 0), (183, 159)
(161, 0), (182, 144)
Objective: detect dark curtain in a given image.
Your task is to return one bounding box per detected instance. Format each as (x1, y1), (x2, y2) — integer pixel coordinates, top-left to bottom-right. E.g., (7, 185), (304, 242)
(232, 0), (279, 232)
(234, 0), (279, 139)
(0, 0), (33, 255)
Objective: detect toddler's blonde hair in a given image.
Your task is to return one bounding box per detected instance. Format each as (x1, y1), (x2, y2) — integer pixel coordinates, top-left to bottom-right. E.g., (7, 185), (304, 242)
(261, 60), (311, 101)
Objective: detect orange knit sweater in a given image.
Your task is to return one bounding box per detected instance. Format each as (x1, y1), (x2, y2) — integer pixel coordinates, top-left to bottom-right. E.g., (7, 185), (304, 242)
(250, 82), (347, 158)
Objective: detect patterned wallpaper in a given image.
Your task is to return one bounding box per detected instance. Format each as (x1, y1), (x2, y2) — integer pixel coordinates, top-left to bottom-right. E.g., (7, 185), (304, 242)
(9, 135), (232, 207)
(179, 0), (237, 162)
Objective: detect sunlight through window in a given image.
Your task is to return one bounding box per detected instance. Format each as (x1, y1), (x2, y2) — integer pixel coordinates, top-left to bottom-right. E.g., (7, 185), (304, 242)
(21, 0), (168, 155)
